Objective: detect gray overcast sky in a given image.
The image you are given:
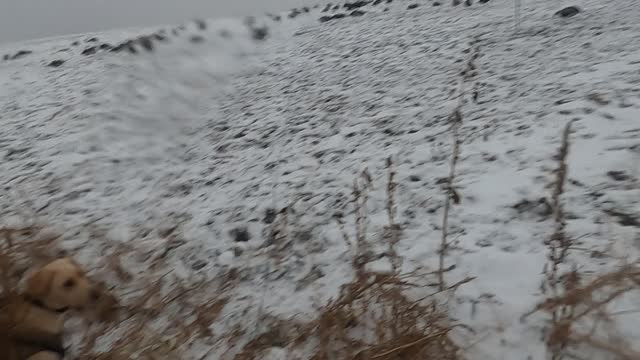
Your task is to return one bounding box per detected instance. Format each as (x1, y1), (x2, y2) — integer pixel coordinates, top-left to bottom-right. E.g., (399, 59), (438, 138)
(1, 0), (316, 44)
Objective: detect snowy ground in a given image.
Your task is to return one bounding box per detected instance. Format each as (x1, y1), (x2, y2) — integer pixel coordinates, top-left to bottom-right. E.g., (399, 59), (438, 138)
(1, 0), (639, 358)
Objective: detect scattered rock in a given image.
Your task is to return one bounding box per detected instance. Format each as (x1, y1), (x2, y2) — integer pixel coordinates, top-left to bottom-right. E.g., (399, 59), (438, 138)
(333, 5), (341, 10)
(322, 4), (332, 12)
(81, 47), (97, 56)
(453, 0), (461, 5)
(373, 0), (382, 4)
(11, 50), (32, 60)
(153, 33), (167, 42)
(409, 175), (421, 182)
(250, 26), (269, 41)
(86, 37), (99, 42)
(408, 3), (419, 9)
(47, 59), (65, 67)
(465, 0), (473, 5)
(512, 197), (552, 219)
(350, 10), (366, 16)
(475, 238), (493, 247)
(607, 170), (630, 181)
(138, 36), (154, 51)
(479, 0), (489, 3)
(288, 9), (301, 18)
(110, 44), (124, 53)
(555, 6), (581, 18)
(319, 13), (347, 22)
(191, 259), (208, 271)
(603, 209), (639, 227)
(99, 43), (112, 50)
(302, 7), (310, 12)
(231, 227), (251, 242)
(344, 0), (370, 10)
(263, 208), (277, 224)
(124, 41), (138, 54)
(2, 54), (9, 61)
(71, 41), (80, 46)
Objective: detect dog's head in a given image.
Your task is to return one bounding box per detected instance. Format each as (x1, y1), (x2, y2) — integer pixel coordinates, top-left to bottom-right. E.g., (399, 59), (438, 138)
(23, 258), (100, 312)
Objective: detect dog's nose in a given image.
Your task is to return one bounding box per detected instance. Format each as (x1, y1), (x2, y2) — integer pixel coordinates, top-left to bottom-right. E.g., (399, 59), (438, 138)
(90, 288), (101, 302)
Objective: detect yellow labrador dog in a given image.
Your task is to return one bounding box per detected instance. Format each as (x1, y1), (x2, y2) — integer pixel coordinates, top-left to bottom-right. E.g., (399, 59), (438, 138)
(1, 258), (116, 360)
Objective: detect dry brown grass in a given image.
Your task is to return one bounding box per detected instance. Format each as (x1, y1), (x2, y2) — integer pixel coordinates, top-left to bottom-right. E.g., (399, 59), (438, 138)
(293, 270), (462, 360)
(0, 204), (465, 360)
(228, 162), (468, 360)
(229, 260), (467, 360)
(528, 264), (640, 360)
(527, 120), (640, 360)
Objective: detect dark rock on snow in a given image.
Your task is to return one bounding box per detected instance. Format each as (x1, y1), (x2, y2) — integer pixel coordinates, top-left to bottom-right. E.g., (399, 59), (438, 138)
(81, 47), (97, 56)
(319, 13), (347, 22)
(344, 1), (370, 10)
(555, 6), (581, 18)
(138, 37), (154, 51)
(231, 227), (251, 242)
(47, 59), (65, 67)
(289, 9), (301, 18)
(250, 26), (269, 41)
(12, 50), (33, 60)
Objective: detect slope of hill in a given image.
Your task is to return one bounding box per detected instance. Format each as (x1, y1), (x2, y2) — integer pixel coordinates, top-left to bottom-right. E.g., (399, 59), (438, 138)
(1, 0), (638, 359)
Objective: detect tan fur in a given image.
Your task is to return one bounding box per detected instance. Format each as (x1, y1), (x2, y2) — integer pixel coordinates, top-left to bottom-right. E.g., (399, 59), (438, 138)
(0, 258), (117, 360)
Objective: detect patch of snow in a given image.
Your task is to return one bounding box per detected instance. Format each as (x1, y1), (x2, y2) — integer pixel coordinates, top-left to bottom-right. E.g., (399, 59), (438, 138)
(1, 0), (639, 358)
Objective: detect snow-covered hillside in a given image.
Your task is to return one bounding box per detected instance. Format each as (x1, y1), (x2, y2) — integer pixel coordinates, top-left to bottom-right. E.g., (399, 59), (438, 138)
(1, 0), (638, 358)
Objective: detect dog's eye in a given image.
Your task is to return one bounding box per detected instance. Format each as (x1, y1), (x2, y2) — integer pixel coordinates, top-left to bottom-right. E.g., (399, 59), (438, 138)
(63, 278), (76, 289)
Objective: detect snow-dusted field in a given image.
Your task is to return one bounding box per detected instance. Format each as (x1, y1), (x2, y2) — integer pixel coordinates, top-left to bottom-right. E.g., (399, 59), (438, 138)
(1, 0), (638, 358)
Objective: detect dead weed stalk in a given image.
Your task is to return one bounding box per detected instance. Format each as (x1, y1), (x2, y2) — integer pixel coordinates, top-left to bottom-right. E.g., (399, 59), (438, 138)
(532, 120), (640, 359)
(234, 164), (465, 359)
(439, 107), (462, 292)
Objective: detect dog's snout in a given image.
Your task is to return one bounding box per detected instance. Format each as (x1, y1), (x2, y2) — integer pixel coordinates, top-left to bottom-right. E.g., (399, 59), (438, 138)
(90, 288), (101, 302)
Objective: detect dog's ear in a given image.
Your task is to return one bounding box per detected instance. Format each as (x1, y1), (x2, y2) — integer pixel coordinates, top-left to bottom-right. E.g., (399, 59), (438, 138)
(24, 268), (56, 300)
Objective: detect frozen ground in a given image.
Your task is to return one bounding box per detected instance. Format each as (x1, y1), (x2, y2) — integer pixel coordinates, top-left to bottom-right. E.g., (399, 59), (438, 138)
(1, 0), (639, 358)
